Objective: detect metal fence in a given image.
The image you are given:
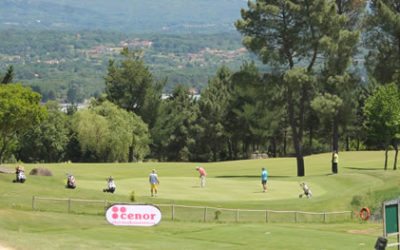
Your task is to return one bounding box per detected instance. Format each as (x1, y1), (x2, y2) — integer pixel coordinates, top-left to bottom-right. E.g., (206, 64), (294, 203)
(31, 196), (353, 223)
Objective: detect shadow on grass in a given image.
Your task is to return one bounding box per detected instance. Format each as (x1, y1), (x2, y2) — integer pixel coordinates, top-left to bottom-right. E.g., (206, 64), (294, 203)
(215, 175), (258, 178)
(216, 174), (338, 178)
(325, 172), (340, 176)
(215, 175), (293, 178)
(345, 167), (382, 171)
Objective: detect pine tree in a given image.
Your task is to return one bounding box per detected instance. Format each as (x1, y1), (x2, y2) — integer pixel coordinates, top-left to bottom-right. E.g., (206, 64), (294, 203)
(152, 85), (198, 161)
(312, 0), (364, 173)
(104, 48), (163, 128)
(194, 66), (232, 161)
(1, 65), (14, 84)
(236, 0), (347, 176)
(365, 0), (400, 85)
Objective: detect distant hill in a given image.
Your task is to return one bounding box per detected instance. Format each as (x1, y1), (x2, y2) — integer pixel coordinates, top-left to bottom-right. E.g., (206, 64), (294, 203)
(0, 0), (247, 33)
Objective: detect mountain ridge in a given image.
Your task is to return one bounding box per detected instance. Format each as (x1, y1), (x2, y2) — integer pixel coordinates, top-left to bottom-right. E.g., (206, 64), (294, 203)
(0, 0), (247, 33)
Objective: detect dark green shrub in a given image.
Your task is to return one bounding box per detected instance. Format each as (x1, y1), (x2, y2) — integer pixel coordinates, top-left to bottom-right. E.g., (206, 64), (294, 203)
(130, 191), (136, 202)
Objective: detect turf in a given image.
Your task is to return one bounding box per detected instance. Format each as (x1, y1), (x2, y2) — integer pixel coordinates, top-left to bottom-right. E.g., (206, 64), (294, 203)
(0, 209), (381, 250)
(0, 151), (398, 249)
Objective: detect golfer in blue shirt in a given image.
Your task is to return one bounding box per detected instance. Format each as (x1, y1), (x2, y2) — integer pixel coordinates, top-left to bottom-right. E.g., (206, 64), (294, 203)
(261, 167), (268, 192)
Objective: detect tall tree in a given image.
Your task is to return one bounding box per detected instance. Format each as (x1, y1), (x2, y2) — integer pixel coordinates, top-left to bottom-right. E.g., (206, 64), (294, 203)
(236, 0), (345, 176)
(17, 101), (70, 163)
(1, 65), (14, 84)
(71, 100), (150, 162)
(67, 83), (83, 104)
(228, 62), (285, 158)
(335, 0), (366, 27)
(0, 84), (46, 163)
(363, 0), (400, 168)
(152, 85), (198, 161)
(91, 100), (150, 162)
(364, 84), (400, 170)
(325, 0), (363, 156)
(365, 0), (400, 85)
(193, 66), (232, 161)
(105, 48), (163, 128)
(314, 0), (364, 172)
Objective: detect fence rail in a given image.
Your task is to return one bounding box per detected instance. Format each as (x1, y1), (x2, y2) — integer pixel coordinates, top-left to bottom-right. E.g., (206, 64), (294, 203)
(31, 196), (353, 223)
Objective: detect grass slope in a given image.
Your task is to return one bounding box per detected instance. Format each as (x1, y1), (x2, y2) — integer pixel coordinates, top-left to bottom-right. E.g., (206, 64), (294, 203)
(0, 151), (398, 249)
(0, 209), (381, 250)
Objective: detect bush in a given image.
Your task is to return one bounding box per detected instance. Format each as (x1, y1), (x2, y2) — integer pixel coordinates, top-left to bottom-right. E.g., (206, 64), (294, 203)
(350, 195), (363, 207)
(29, 168), (53, 176)
(214, 210), (221, 220)
(130, 191), (136, 202)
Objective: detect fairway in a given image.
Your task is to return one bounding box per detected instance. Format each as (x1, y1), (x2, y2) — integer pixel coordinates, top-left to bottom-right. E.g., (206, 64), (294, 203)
(81, 177), (327, 201)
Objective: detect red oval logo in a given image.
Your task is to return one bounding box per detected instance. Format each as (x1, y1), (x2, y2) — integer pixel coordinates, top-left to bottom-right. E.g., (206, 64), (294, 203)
(105, 204), (162, 226)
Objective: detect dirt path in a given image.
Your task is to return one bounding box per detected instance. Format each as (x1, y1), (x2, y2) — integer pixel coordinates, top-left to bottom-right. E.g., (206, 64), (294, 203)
(0, 243), (14, 250)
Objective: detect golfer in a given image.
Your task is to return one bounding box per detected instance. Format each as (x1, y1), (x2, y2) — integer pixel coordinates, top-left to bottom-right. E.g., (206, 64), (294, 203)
(332, 150), (339, 174)
(196, 166), (207, 188)
(149, 169), (160, 197)
(261, 167), (268, 192)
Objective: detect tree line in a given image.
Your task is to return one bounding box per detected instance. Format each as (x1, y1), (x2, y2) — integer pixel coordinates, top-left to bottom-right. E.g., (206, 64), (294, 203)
(0, 0), (399, 177)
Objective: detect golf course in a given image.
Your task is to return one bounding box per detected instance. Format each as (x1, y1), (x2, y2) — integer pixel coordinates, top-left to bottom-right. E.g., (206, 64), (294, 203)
(0, 151), (398, 249)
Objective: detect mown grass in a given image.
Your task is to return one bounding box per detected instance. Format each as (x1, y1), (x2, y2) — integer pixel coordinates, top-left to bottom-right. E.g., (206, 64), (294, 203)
(0, 209), (381, 250)
(0, 151), (398, 249)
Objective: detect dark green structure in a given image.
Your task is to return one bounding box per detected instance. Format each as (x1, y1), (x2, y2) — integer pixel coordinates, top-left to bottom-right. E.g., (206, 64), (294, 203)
(383, 199), (400, 249)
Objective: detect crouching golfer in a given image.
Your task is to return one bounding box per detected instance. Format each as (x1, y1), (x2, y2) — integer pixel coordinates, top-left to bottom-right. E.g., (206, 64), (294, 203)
(149, 169), (160, 197)
(103, 176), (116, 193)
(299, 182), (312, 198)
(13, 165), (26, 183)
(66, 174), (76, 189)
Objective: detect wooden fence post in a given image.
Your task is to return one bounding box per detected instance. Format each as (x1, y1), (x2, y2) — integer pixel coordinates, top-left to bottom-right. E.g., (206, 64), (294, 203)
(104, 200), (108, 212)
(67, 198), (71, 213)
(27, 196), (353, 224)
(32, 196), (36, 210)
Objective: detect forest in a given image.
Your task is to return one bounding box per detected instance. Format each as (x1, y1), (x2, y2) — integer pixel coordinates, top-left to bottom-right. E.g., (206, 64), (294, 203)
(0, 30), (256, 101)
(0, 0), (399, 177)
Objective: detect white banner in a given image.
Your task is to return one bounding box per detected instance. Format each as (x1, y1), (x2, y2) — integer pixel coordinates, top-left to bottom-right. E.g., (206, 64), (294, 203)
(105, 204), (162, 226)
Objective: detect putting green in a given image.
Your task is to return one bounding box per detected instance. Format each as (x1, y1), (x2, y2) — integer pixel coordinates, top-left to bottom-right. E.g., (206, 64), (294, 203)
(79, 177), (326, 202)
